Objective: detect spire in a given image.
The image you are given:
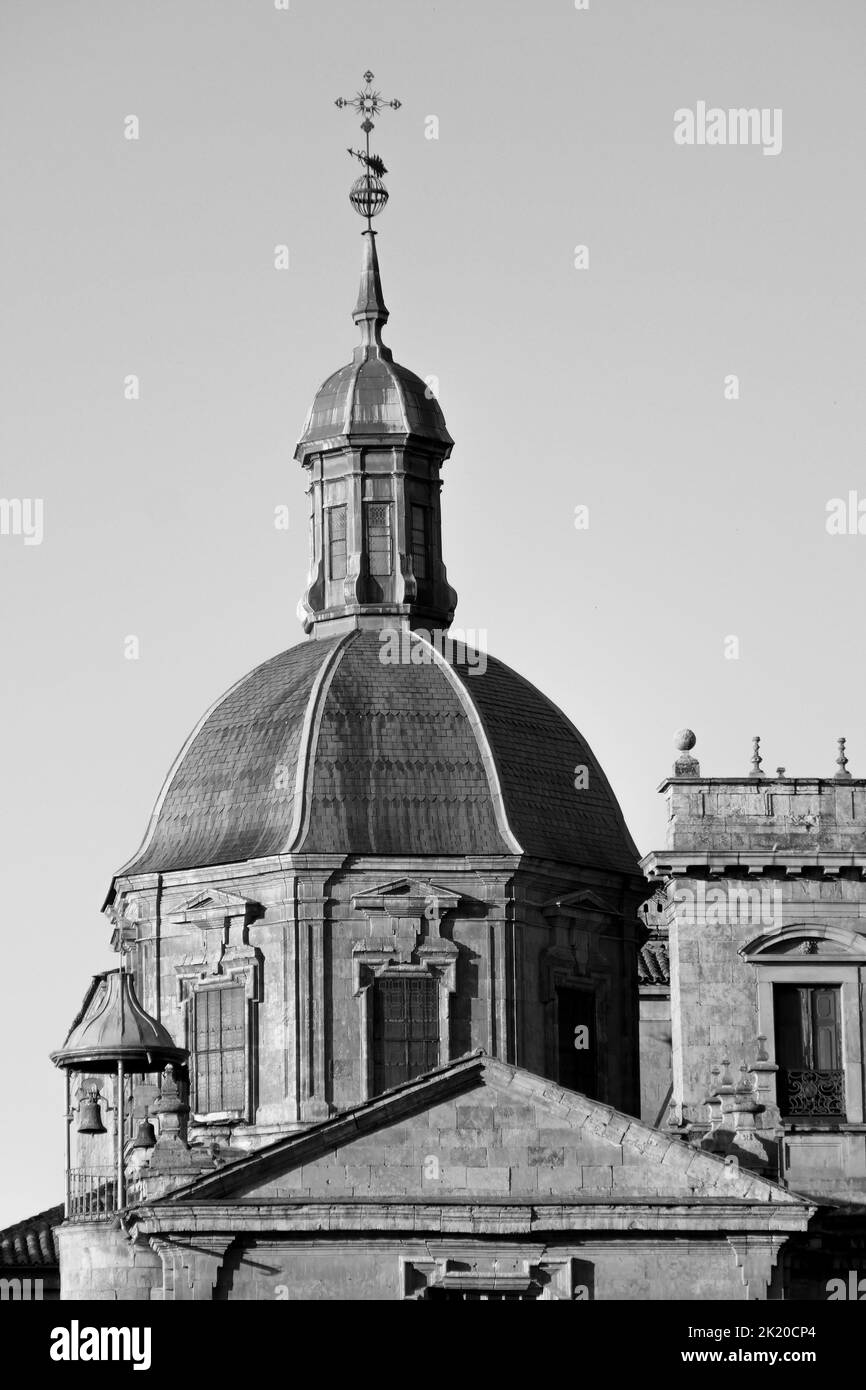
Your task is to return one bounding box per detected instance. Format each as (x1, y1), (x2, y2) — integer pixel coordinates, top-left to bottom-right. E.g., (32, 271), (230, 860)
(337, 74), (399, 360)
(292, 72), (458, 640)
(353, 230), (391, 358)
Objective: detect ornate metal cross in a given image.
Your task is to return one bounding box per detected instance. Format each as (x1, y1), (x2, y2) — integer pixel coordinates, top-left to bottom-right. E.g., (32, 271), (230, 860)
(335, 72), (402, 228)
(335, 70), (401, 134)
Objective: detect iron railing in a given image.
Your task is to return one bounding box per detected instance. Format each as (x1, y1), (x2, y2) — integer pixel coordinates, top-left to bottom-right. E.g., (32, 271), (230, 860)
(778, 1068), (846, 1119)
(68, 1168), (119, 1222)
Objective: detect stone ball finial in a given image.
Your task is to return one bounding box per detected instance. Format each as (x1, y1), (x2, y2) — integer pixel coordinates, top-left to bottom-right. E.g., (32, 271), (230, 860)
(672, 728), (700, 777)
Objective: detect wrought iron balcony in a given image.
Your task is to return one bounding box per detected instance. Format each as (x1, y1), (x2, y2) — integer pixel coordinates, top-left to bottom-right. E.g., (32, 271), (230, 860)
(67, 1168), (119, 1222)
(778, 1068), (846, 1119)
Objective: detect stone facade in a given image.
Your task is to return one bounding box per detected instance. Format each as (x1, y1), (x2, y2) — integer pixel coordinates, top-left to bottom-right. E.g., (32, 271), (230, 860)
(101, 850), (643, 1146)
(642, 741), (866, 1205)
(57, 1057), (813, 1302)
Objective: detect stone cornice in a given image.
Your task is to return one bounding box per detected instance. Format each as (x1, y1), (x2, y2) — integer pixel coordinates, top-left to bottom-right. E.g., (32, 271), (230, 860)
(128, 1199), (814, 1238)
(657, 777), (866, 793)
(642, 850), (866, 879)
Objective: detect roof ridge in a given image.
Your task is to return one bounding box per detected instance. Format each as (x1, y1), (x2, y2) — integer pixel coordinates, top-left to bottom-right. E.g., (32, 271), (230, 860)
(134, 1051), (809, 1212)
(415, 633), (523, 856)
(286, 630), (359, 854)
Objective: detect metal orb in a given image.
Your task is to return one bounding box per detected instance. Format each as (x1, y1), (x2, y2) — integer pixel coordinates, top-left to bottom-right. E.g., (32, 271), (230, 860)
(349, 174), (389, 220)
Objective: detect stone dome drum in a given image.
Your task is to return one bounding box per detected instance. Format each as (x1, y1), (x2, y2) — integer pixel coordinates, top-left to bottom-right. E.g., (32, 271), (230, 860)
(116, 630), (638, 879)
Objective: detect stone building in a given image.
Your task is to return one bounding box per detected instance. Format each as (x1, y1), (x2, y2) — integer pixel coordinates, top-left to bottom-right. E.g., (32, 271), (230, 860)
(639, 731), (866, 1295)
(641, 730), (866, 1207)
(33, 220), (864, 1302)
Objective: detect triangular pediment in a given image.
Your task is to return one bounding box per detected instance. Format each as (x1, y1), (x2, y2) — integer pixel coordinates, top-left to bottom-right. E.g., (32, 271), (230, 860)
(542, 889), (613, 918)
(167, 888), (257, 924)
(350, 879), (466, 913)
(153, 1055), (807, 1209)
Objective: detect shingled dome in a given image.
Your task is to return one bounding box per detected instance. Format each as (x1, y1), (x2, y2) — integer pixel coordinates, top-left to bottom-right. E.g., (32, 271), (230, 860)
(113, 630), (639, 881)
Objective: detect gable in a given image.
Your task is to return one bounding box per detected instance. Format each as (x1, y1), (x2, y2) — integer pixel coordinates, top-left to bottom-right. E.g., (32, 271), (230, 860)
(167, 888), (256, 923)
(159, 1056), (803, 1207)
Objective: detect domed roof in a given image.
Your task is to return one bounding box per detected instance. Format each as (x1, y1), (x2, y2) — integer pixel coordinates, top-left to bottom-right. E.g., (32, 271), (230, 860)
(295, 227), (453, 457)
(298, 355), (453, 450)
(114, 631), (639, 880)
(51, 970), (187, 1072)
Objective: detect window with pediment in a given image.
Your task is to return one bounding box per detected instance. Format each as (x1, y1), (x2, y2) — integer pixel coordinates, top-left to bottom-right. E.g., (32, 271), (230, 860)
(741, 926), (866, 1128)
(372, 974), (439, 1093)
(774, 984), (845, 1120)
(193, 981), (246, 1115)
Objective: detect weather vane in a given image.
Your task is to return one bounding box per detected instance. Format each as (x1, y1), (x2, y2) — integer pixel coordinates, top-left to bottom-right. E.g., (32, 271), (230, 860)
(335, 70), (401, 229)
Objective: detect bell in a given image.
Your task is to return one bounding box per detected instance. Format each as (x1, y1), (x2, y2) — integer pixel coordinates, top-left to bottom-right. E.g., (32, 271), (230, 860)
(77, 1085), (106, 1134)
(132, 1117), (157, 1149)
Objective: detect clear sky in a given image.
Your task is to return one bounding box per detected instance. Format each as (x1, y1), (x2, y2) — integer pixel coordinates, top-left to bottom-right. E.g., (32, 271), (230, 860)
(1, 0), (864, 1225)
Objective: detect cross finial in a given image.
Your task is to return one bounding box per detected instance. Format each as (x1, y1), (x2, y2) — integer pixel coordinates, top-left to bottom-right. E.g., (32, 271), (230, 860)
(335, 71), (402, 128)
(335, 71), (402, 230)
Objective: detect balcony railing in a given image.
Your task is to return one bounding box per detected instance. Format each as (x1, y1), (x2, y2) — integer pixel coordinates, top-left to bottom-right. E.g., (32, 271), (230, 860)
(68, 1168), (119, 1222)
(778, 1068), (846, 1119)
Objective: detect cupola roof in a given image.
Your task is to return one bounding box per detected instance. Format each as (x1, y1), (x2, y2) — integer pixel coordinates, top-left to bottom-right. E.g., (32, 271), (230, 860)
(295, 231), (453, 459)
(51, 970), (187, 1073)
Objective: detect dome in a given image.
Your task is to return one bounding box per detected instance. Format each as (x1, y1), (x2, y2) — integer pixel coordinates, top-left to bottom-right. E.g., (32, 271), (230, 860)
(51, 970), (187, 1072)
(114, 631), (639, 880)
(297, 355), (453, 451)
(295, 227), (453, 458)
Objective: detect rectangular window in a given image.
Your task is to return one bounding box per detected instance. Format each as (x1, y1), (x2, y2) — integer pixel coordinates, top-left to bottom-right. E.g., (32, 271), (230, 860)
(327, 506), (347, 582)
(365, 502), (392, 577)
(556, 986), (597, 1099)
(373, 975), (438, 1095)
(774, 984), (845, 1118)
(194, 983), (246, 1114)
(410, 504), (428, 580)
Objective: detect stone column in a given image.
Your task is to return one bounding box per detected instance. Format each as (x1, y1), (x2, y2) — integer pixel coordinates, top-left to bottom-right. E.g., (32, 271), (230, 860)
(290, 863), (340, 1122)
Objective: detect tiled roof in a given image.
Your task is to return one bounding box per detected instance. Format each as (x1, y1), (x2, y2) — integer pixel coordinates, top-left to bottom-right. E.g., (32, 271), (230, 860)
(638, 937), (670, 985)
(119, 636), (340, 874)
(0, 1205), (63, 1269)
(302, 631), (505, 854)
(449, 649), (640, 873)
(115, 631), (640, 878)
